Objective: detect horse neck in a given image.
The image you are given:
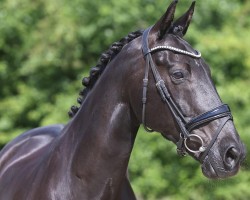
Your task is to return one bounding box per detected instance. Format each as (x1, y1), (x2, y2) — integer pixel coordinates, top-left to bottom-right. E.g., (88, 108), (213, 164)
(60, 56), (140, 185)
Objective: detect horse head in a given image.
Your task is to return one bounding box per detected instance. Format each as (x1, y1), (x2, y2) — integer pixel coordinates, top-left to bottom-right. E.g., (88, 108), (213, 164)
(128, 0), (246, 179)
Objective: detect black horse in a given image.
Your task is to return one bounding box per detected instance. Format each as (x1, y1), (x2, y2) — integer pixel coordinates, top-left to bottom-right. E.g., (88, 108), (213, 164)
(0, 1), (246, 199)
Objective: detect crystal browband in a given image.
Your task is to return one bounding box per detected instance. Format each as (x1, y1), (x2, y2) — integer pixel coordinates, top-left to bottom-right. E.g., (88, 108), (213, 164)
(150, 45), (201, 58)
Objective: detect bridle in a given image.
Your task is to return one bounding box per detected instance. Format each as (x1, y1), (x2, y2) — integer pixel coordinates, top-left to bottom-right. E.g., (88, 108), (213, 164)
(141, 27), (232, 162)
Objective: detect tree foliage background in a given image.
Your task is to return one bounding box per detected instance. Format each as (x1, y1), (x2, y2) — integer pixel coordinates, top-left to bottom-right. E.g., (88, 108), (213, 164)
(0, 0), (250, 199)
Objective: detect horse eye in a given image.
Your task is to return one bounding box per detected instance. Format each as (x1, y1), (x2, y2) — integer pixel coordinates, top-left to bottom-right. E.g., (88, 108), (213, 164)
(172, 71), (184, 79)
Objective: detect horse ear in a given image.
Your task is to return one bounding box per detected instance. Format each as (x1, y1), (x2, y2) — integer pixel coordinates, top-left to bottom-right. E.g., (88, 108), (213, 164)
(151, 0), (178, 40)
(169, 1), (196, 37)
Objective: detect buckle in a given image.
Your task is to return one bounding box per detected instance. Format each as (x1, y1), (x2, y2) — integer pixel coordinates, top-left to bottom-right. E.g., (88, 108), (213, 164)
(176, 133), (186, 156)
(177, 148), (187, 157)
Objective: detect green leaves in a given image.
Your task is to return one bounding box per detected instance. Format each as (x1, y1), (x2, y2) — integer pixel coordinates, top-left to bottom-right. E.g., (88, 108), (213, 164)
(0, 0), (250, 199)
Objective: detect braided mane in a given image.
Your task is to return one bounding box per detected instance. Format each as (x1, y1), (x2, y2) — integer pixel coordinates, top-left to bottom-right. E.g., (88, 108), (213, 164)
(68, 30), (143, 117)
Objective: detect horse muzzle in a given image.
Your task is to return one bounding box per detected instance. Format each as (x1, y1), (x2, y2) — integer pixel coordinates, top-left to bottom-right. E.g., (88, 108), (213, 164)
(201, 141), (246, 179)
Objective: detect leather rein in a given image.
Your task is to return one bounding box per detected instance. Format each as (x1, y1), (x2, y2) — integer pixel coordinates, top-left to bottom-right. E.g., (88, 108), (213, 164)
(141, 27), (232, 162)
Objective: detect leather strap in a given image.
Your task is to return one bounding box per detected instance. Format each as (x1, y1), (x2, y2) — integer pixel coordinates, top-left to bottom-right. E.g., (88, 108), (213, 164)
(199, 116), (232, 161)
(186, 104), (231, 131)
(142, 27), (152, 56)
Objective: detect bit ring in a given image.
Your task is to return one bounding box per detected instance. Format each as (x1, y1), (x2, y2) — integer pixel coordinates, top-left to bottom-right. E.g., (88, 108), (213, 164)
(184, 134), (206, 153)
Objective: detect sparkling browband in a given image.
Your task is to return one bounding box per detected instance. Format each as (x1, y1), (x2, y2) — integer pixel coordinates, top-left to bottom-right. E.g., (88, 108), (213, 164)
(150, 45), (201, 58)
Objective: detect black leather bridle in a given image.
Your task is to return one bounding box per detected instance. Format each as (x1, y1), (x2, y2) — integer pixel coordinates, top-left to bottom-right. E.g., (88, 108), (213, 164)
(141, 27), (232, 162)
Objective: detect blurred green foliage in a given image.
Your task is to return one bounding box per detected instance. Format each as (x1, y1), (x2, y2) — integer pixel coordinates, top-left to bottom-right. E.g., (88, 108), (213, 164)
(0, 0), (250, 199)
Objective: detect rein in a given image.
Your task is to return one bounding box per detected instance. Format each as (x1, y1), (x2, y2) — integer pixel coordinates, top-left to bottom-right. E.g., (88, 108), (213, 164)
(141, 27), (233, 162)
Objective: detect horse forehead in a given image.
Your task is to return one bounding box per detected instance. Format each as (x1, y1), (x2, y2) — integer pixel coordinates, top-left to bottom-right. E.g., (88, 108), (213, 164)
(157, 49), (200, 67)
(158, 34), (183, 46)
(154, 35), (200, 63)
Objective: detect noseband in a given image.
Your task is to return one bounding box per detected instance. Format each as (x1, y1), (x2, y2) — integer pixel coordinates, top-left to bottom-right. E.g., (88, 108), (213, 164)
(141, 27), (232, 162)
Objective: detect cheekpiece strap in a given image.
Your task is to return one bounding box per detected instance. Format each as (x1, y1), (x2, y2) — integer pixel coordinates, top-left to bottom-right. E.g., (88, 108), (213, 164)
(142, 27), (152, 56)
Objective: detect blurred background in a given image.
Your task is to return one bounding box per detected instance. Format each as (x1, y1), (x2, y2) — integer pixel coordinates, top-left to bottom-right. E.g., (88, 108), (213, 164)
(0, 0), (250, 199)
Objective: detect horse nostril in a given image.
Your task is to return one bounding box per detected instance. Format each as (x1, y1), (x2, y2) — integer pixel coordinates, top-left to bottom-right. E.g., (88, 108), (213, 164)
(224, 147), (240, 169)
